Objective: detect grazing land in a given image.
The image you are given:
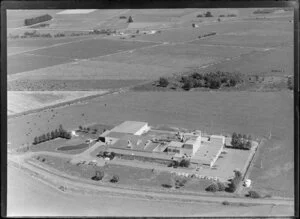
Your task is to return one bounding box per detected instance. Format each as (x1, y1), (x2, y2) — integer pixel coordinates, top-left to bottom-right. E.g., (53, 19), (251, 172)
(7, 8), (294, 217)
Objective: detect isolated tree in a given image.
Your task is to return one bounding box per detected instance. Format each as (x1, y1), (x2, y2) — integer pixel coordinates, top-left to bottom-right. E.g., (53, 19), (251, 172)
(79, 125), (83, 130)
(127, 16), (133, 23)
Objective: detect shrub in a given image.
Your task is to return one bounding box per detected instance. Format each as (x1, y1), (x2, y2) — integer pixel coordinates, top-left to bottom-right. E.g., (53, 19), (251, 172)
(119, 15), (127, 19)
(110, 175), (119, 183)
(248, 190), (261, 198)
(158, 77), (169, 87)
(92, 170), (104, 181)
(205, 183), (218, 192)
(222, 201), (230, 205)
(162, 184), (173, 188)
(175, 178), (187, 188)
(197, 14), (203, 17)
(205, 11), (213, 17)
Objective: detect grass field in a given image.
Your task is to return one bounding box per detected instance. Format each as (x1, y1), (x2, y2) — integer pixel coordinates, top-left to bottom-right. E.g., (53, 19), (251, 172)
(197, 46), (293, 76)
(8, 79), (146, 91)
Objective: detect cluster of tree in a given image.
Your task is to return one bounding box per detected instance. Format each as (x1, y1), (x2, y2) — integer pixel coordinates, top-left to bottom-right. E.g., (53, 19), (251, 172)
(231, 132), (252, 150)
(287, 76), (293, 90)
(103, 151), (116, 160)
(158, 77), (169, 87)
(198, 32), (216, 39)
(205, 181), (226, 192)
(180, 71), (243, 90)
(33, 124), (71, 145)
(227, 170), (242, 192)
(168, 159), (191, 168)
(24, 14), (52, 26)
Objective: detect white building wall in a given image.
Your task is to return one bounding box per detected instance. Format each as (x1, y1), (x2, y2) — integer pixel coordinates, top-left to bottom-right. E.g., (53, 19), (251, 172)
(134, 124), (150, 135)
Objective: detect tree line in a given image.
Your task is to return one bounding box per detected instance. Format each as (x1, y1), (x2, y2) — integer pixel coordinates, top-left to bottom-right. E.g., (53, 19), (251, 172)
(33, 124), (71, 145)
(158, 71), (243, 90)
(24, 14), (52, 26)
(181, 71), (243, 90)
(230, 132), (252, 150)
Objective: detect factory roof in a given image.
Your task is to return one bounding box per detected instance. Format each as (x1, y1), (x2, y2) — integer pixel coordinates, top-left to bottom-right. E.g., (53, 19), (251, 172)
(167, 141), (184, 148)
(110, 121), (148, 134)
(191, 140), (223, 164)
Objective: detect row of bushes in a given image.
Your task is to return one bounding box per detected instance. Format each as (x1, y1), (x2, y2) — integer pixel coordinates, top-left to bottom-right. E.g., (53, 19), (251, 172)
(231, 132), (252, 150)
(167, 159), (191, 168)
(24, 14), (52, 26)
(33, 125), (71, 145)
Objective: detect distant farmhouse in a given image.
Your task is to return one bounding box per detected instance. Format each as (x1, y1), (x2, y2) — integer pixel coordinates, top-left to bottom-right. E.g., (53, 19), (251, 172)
(99, 121), (225, 167)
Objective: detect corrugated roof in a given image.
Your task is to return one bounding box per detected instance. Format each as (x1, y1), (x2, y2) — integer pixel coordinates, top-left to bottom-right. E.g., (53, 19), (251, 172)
(110, 121), (148, 134)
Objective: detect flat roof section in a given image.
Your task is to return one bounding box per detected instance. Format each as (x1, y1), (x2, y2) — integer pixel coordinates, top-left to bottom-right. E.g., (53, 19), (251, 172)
(191, 141), (223, 164)
(110, 121), (148, 134)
